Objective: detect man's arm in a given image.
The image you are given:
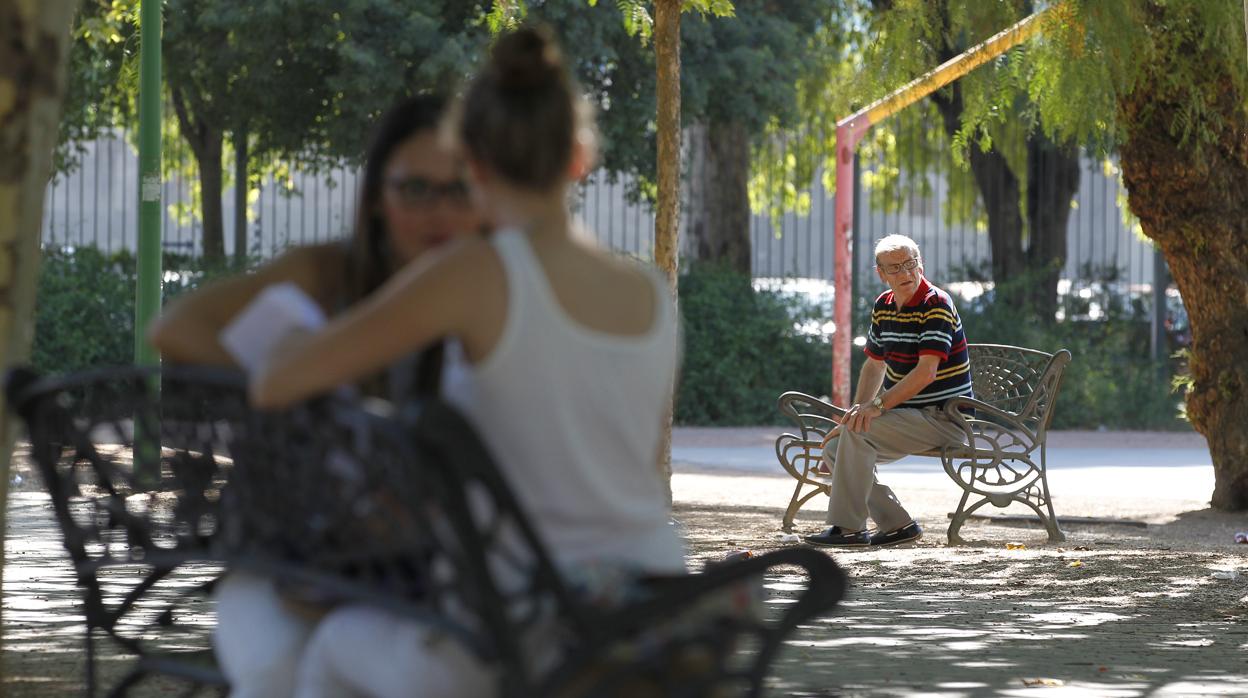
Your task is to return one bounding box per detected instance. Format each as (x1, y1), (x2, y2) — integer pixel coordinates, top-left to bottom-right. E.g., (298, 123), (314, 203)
(839, 355), (940, 434)
(853, 358), (887, 405)
(875, 355), (939, 409)
(148, 244), (340, 365)
(822, 358), (887, 446)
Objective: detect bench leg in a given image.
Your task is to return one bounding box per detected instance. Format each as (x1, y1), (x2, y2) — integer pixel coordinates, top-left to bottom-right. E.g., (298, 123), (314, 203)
(1036, 445), (1066, 543)
(946, 488), (975, 545)
(86, 626), (97, 698)
(944, 451), (1065, 545)
(782, 480), (830, 533)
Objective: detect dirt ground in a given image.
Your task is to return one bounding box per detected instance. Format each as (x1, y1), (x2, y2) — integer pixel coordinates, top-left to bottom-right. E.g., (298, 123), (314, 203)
(675, 500), (1248, 697)
(4, 430), (1248, 697)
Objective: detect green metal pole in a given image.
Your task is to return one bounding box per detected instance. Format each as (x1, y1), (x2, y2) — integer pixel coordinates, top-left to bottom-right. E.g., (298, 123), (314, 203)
(135, 0), (162, 488)
(136, 0), (162, 366)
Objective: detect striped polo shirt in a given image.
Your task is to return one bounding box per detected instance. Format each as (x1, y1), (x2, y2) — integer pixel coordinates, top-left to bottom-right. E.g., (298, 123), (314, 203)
(864, 277), (974, 409)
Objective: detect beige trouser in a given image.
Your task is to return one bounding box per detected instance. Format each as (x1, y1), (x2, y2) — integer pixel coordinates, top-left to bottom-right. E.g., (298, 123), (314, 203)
(824, 406), (966, 532)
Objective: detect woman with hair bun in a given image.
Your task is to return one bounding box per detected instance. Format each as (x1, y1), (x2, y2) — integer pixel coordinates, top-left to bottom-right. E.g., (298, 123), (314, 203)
(253, 25), (686, 696)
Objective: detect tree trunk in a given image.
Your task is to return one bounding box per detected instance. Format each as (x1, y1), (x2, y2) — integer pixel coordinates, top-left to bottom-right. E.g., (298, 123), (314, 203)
(196, 134), (225, 263)
(1025, 134), (1080, 322)
(1119, 55), (1248, 511)
(654, 0), (681, 497)
(0, 0), (77, 665)
(233, 125), (248, 265)
(926, 1), (1078, 314)
(930, 90), (1026, 299)
(171, 88), (225, 263)
(654, 0), (681, 289)
(686, 120), (751, 274)
(967, 146), (1025, 286)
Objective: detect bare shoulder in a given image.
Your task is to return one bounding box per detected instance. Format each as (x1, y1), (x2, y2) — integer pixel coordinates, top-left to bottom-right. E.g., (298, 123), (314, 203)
(558, 241), (667, 335)
(256, 243), (349, 305)
(404, 236), (502, 283)
(608, 250), (667, 301)
(270, 242), (347, 281)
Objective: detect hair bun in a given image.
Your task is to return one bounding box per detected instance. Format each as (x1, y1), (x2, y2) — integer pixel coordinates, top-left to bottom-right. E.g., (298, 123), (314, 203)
(491, 26), (562, 91)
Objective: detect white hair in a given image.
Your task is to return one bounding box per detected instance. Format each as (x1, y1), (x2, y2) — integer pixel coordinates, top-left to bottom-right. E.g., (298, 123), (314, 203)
(874, 234), (920, 260)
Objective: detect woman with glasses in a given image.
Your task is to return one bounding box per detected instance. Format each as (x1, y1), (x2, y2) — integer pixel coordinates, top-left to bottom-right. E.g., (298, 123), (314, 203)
(149, 94), (484, 698)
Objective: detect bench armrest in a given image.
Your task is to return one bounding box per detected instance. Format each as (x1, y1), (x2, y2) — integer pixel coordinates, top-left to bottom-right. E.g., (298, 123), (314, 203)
(775, 434), (826, 480)
(587, 548), (845, 679)
(777, 391), (846, 442)
(942, 396), (1038, 452)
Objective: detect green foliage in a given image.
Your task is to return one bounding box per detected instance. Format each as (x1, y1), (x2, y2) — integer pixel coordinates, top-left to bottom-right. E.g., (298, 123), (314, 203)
(32, 248), (242, 374)
(680, 2), (822, 132)
(492, 1), (825, 203)
(60, 0), (488, 247)
(55, 0), (139, 175)
(489, 1), (735, 46)
(758, 1), (1248, 241)
(957, 269), (1188, 430)
(157, 0), (486, 165)
(749, 8), (860, 223)
(486, 0), (529, 33)
(675, 263), (830, 425)
(32, 248), (138, 372)
(859, 1), (1248, 157)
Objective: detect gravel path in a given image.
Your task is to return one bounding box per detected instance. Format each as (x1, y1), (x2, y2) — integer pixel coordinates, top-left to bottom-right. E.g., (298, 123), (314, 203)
(4, 429), (1247, 697)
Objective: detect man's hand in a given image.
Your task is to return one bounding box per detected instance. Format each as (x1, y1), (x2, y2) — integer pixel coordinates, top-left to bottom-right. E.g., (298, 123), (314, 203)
(839, 402), (884, 434)
(820, 424), (842, 449)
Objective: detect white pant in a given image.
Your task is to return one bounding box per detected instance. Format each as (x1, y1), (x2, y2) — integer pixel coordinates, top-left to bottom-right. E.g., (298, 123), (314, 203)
(294, 605), (496, 698)
(214, 572), (317, 698)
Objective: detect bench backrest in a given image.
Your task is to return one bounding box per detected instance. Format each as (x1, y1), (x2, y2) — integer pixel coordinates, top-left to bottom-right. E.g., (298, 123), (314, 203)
(9, 366), (845, 698)
(6, 365), (246, 692)
(965, 344), (1072, 439)
(408, 401), (848, 697)
(777, 343), (1071, 444)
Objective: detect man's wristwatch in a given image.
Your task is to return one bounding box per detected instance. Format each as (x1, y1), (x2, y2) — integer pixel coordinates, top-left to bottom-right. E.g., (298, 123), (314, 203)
(871, 396), (886, 412)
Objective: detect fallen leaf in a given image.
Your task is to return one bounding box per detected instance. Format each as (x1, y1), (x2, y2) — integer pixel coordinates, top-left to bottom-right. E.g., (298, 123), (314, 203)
(1022, 678), (1065, 687)
(1068, 560), (1084, 568)
(1006, 543), (1027, 550)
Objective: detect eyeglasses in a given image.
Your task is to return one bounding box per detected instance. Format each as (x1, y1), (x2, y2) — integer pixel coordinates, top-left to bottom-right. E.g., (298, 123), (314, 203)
(385, 177), (471, 207)
(876, 257), (920, 275)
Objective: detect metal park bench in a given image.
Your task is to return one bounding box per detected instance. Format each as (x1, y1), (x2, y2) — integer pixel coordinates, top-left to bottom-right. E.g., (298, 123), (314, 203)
(5, 366), (241, 696)
(8, 365), (847, 697)
(775, 344), (1072, 545)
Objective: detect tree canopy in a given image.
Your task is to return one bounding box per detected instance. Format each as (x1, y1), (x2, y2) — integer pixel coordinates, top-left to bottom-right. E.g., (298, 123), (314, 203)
(861, 0), (1248, 507)
(61, 0), (487, 259)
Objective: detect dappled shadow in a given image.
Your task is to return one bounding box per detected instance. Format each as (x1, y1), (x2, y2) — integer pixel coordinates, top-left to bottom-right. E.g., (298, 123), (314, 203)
(1150, 508), (1248, 549)
(675, 502), (1248, 697)
(3, 454), (220, 697)
(7, 460), (1247, 697)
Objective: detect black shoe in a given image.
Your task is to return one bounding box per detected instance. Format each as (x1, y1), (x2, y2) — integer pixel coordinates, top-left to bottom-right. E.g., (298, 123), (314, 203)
(870, 522), (923, 547)
(804, 526), (871, 548)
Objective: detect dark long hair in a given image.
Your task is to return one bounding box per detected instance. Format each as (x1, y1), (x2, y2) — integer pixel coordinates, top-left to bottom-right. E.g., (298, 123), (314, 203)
(344, 94), (448, 397)
(344, 94), (448, 303)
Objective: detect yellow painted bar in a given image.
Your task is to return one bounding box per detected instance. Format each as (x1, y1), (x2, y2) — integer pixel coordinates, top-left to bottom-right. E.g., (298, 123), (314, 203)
(842, 4), (1055, 128)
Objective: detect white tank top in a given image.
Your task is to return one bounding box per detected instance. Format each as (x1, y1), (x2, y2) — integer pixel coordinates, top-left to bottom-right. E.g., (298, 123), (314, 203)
(444, 228), (686, 574)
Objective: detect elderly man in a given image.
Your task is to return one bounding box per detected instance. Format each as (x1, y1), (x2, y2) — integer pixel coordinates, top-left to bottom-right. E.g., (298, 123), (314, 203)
(805, 234), (973, 548)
